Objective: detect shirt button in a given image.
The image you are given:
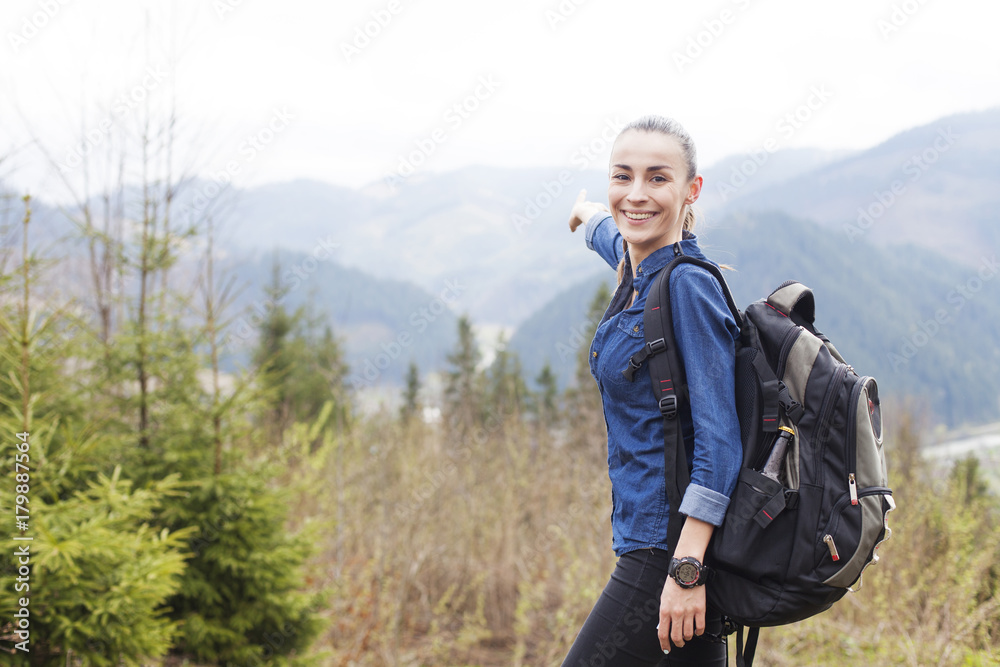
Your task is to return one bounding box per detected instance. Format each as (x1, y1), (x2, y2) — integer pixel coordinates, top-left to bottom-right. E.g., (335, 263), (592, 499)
(637, 266), (643, 274)
(592, 351), (598, 358)
(633, 325), (640, 333)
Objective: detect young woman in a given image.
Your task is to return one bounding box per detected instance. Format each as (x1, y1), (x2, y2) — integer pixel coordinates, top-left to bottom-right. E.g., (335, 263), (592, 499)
(562, 116), (741, 666)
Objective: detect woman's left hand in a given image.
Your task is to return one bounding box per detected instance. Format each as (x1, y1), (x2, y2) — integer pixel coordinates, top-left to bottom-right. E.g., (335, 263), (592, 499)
(657, 576), (707, 652)
(568, 189), (609, 232)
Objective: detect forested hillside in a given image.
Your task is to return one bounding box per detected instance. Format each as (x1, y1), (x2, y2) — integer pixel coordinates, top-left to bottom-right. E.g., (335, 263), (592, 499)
(511, 210), (1000, 428)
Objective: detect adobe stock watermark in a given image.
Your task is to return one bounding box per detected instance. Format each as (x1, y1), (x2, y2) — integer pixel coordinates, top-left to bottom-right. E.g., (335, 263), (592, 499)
(213, 0), (247, 19)
(886, 254), (998, 372)
(673, 0), (754, 73)
(510, 116), (624, 233)
(843, 126), (958, 243)
(555, 314), (601, 362)
(716, 84), (834, 202)
(7, 0), (72, 53)
(383, 76), (500, 192)
(220, 234), (340, 351)
(544, 0), (591, 30)
(58, 64), (170, 173)
(877, 0), (930, 39)
(348, 278), (465, 389)
(340, 0), (408, 63)
(180, 107), (295, 219)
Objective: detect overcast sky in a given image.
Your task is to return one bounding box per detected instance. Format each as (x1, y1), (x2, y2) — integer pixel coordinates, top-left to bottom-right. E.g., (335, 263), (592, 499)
(3, 0), (999, 201)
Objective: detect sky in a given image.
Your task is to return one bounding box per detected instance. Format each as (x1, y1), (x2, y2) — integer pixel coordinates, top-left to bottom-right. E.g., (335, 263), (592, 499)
(3, 0), (1000, 202)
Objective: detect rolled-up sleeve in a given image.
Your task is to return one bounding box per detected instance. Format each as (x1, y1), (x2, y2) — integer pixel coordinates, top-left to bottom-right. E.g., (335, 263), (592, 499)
(584, 213), (623, 269)
(670, 266), (742, 526)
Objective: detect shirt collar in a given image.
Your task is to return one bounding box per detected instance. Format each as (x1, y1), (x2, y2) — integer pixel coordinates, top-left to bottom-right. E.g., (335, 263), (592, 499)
(629, 231), (708, 285)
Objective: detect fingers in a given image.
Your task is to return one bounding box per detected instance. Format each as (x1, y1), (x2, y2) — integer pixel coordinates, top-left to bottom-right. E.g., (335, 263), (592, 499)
(660, 613), (698, 650)
(656, 619), (672, 652)
(672, 615), (689, 649)
(659, 583), (707, 651)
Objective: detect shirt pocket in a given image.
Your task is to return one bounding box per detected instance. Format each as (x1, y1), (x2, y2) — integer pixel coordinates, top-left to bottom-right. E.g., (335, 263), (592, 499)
(599, 311), (646, 386)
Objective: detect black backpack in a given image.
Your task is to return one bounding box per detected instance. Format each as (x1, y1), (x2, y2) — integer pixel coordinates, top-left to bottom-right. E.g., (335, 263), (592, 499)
(625, 252), (894, 667)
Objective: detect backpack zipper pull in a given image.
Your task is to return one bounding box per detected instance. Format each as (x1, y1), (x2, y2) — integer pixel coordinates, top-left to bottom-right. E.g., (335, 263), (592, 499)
(823, 534), (840, 562)
(849, 474), (858, 505)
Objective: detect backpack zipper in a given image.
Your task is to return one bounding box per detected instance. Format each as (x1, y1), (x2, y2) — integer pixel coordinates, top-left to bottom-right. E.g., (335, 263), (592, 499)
(820, 486), (893, 561)
(816, 364), (849, 449)
(845, 376), (874, 498)
(774, 325), (803, 380)
(823, 534), (840, 561)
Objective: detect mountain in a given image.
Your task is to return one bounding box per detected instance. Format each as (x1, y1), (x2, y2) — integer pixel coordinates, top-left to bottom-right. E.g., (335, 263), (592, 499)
(697, 147), (857, 207)
(223, 167), (614, 327)
(509, 210), (1000, 428)
(210, 109), (999, 332)
(215, 248), (459, 389)
(702, 108), (1000, 265)
(5, 107), (998, 425)
(507, 272), (611, 390)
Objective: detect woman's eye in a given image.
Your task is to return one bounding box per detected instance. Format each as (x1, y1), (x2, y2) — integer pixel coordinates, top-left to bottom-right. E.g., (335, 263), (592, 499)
(612, 173), (630, 181)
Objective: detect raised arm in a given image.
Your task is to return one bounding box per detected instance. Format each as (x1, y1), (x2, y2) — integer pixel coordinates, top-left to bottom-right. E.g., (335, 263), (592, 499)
(568, 189), (622, 269)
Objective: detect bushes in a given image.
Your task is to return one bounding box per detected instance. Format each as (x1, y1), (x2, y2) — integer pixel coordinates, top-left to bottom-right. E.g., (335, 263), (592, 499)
(161, 473), (323, 665)
(313, 404), (1000, 666)
(0, 470), (191, 665)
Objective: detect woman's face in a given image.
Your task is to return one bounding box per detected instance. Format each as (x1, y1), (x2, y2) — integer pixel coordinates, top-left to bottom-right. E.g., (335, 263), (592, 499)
(608, 130), (702, 258)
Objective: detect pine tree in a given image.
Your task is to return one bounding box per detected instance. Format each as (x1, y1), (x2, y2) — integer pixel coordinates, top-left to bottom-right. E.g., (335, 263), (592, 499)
(252, 259), (300, 441)
(444, 315), (483, 438)
(288, 321), (350, 430)
(251, 259), (350, 445)
(7, 73), (327, 664)
(155, 234), (325, 665)
(575, 282), (611, 391)
(401, 361), (421, 422)
(0, 197), (191, 664)
(488, 332), (529, 424)
(534, 361), (559, 426)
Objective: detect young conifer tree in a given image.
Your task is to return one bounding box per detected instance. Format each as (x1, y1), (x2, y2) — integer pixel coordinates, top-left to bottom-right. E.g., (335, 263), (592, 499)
(0, 197), (191, 663)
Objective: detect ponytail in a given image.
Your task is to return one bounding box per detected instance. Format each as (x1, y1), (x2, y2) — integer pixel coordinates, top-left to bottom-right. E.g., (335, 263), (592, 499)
(683, 204), (697, 233)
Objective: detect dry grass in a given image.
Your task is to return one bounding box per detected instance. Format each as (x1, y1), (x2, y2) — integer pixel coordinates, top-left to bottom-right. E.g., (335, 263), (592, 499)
(279, 408), (1000, 666)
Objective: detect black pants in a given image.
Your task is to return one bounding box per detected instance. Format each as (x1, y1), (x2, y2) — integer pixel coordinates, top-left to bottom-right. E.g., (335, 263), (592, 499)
(561, 548), (727, 667)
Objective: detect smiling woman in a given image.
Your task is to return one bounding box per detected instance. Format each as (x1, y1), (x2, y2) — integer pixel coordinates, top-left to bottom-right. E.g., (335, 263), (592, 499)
(563, 116), (741, 666)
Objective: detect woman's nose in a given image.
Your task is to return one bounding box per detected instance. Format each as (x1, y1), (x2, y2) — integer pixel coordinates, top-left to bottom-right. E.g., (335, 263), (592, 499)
(626, 180), (648, 202)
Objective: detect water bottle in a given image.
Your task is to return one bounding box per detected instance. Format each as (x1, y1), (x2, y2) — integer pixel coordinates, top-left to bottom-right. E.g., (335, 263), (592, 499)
(761, 426), (795, 483)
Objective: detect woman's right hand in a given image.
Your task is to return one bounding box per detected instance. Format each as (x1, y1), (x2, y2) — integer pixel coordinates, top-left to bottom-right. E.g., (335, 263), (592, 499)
(568, 189), (608, 233)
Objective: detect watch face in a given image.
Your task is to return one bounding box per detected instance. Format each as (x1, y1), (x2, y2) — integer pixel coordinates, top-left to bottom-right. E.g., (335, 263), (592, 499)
(676, 562), (700, 584)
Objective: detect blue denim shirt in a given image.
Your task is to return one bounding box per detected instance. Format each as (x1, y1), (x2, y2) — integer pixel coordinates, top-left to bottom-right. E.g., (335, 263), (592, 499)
(585, 214), (742, 557)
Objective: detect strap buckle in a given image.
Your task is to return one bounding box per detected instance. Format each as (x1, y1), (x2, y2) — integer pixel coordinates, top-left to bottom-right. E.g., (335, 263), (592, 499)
(621, 357), (642, 382)
(648, 337), (667, 354)
(621, 338), (668, 382)
(658, 394), (678, 419)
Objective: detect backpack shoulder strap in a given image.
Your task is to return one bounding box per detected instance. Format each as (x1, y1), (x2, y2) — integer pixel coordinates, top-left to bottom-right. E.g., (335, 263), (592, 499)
(636, 252), (742, 549)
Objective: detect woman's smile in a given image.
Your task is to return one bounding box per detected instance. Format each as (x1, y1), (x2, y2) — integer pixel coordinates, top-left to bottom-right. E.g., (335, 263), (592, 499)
(622, 210), (659, 223)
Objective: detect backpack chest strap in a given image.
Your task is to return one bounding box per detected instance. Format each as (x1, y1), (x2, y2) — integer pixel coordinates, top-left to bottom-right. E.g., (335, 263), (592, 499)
(622, 338), (667, 382)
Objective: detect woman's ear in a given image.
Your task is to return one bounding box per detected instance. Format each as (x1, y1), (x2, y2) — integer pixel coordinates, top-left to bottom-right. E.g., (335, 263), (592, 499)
(685, 175), (703, 205)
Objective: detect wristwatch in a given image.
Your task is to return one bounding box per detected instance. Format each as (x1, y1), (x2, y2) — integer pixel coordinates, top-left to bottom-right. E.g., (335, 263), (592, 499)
(668, 556), (709, 588)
